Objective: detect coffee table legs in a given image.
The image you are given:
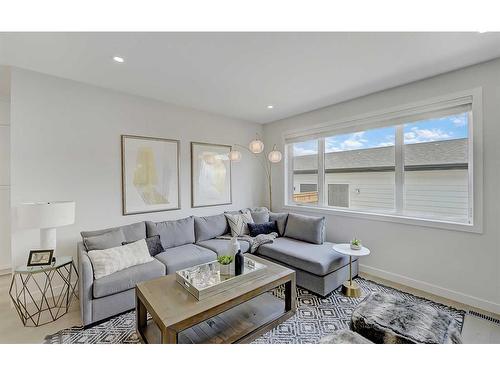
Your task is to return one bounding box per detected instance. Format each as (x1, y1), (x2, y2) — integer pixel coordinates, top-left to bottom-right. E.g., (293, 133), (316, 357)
(341, 256), (362, 298)
(284, 279), (297, 312)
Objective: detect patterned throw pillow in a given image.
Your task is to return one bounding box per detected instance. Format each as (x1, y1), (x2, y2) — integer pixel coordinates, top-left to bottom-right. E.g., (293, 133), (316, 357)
(224, 212), (254, 236)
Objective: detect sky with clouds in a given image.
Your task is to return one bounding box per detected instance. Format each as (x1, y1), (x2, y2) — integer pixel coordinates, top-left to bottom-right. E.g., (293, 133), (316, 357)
(293, 112), (469, 156)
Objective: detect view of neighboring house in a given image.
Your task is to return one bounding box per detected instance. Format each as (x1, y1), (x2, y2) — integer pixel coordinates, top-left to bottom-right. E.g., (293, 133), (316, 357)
(292, 113), (470, 223)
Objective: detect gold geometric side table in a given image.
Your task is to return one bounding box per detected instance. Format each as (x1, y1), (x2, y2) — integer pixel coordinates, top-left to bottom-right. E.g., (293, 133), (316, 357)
(332, 244), (370, 298)
(9, 256), (79, 327)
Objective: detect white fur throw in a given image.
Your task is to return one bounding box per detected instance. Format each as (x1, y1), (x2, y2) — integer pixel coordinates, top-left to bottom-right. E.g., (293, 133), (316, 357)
(87, 239), (153, 279)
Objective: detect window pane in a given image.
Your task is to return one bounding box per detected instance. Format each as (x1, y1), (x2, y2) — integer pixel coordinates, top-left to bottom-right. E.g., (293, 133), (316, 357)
(292, 140), (318, 205)
(324, 127), (395, 212)
(403, 112), (470, 223)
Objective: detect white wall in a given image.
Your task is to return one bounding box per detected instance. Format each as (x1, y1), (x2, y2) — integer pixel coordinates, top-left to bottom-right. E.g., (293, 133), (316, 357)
(10, 68), (265, 267)
(264, 58), (500, 313)
(0, 96), (10, 274)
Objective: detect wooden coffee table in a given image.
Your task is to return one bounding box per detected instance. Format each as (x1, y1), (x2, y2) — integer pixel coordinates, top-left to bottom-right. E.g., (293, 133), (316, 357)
(135, 254), (296, 344)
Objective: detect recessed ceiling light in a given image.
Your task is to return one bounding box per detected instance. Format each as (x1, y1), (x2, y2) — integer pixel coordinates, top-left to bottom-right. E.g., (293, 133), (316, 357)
(113, 56), (125, 63)
(267, 105), (274, 109)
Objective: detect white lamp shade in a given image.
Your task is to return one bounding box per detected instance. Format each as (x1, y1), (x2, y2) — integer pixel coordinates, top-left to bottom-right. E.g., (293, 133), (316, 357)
(268, 149), (282, 163)
(17, 201), (75, 229)
(228, 150), (242, 162)
(249, 139), (264, 154)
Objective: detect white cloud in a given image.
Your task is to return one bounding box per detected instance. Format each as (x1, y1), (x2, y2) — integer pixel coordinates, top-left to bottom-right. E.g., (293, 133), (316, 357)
(376, 142), (395, 147)
(404, 127), (452, 144)
(447, 114), (467, 127)
(338, 131), (368, 151)
(293, 145), (317, 156)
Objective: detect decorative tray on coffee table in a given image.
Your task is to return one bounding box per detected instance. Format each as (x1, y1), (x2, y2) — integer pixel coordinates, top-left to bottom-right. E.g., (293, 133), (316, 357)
(175, 256), (267, 300)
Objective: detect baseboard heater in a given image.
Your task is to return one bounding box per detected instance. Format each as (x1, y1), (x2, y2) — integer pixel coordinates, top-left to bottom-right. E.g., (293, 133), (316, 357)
(468, 310), (500, 325)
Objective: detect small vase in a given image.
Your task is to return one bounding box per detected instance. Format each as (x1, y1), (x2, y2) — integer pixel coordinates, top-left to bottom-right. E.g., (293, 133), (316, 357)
(350, 244), (361, 250)
(219, 263), (232, 276)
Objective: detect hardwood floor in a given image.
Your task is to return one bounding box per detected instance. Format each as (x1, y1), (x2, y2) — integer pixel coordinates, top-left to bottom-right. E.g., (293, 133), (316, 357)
(0, 273), (498, 343)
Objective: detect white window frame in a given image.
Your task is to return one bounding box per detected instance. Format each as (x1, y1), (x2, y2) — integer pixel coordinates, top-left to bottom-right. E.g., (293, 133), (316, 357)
(283, 88), (483, 233)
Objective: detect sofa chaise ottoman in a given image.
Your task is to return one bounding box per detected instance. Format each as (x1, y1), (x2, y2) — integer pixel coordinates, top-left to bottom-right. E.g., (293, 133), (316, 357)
(351, 292), (463, 344)
(256, 211), (357, 297)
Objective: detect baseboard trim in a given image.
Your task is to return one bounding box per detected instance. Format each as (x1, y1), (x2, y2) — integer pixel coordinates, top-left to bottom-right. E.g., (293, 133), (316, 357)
(359, 264), (500, 315)
(0, 265), (11, 276)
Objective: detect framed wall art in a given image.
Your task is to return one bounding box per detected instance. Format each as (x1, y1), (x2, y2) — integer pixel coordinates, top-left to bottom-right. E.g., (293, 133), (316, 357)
(121, 135), (180, 215)
(191, 142), (232, 208)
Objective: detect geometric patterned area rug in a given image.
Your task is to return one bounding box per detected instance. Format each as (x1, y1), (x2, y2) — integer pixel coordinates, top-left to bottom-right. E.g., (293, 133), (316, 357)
(44, 277), (465, 344)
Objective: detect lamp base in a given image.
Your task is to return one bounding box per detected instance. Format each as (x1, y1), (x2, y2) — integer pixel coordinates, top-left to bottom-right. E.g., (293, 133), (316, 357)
(40, 228), (56, 250)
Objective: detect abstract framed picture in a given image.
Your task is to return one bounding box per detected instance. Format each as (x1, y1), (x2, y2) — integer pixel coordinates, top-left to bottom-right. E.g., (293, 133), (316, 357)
(191, 142), (232, 208)
(121, 135), (180, 215)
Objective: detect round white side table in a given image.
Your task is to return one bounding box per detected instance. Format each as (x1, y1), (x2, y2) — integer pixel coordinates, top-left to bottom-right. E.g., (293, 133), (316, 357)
(332, 244), (370, 298)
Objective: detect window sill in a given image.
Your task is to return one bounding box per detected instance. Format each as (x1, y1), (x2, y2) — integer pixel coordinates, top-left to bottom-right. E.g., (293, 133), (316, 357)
(283, 204), (482, 234)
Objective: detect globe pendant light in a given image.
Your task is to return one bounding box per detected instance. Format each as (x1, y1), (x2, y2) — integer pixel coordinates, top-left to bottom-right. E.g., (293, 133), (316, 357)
(268, 144), (282, 163)
(249, 136), (265, 154)
(228, 150), (242, 162)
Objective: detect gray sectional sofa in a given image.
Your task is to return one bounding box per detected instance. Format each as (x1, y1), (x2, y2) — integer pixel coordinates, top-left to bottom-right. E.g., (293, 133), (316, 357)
(78, 208), (357, 326)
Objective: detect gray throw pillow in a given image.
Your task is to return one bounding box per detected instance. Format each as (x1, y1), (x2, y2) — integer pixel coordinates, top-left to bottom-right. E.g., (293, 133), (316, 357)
(82, 228), (126, 251)
(153, 216), (196, 250)
(250, 211), (270, 224)
(269, 212), (289, 237)
(81, 222), (146, 243)
(284, 213), (325, 244)
(194, 214), (229, 242)
(123, 235), (164, 257)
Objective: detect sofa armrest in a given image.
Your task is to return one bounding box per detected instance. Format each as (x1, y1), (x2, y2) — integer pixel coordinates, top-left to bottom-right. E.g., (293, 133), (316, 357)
(77, 242), (94, 326)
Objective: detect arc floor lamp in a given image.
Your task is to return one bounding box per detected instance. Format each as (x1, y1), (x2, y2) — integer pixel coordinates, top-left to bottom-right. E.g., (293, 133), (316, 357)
(228, 134), (282, 210)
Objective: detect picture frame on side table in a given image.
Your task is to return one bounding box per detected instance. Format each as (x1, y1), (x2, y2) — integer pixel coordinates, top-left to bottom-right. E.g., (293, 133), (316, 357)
(191, 142), (232, 208)
(121, 135), (180, 215)
(27, 249), (54, 267)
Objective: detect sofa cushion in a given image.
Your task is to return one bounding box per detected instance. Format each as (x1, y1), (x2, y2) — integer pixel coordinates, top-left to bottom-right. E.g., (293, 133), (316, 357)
(225, 212), (254, 236)
(197, 238), (250, 256)
(92, 259), (165, 298)
(247, 221), (278, 237)
(269, 212), (288, 236)
(123, 235), (164, 257)
(154, 244), (217, 274)
(194, 214), (229, 242)
(87, 239), (154, 279)
(81, 221), (146, 247)
(83, 228), (126, 251)
(284, 213), (325, 244)
(148, 216), (196, 250)
(242, 207), (270, 224)
(256, 237), (349, 276)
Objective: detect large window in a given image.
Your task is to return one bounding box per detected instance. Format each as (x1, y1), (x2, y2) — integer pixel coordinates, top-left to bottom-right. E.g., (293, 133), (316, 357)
(286, 92), (480, 230)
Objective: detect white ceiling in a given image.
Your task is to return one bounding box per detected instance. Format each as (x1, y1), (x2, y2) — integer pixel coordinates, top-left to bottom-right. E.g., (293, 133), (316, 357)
(1, 32), (500, 124)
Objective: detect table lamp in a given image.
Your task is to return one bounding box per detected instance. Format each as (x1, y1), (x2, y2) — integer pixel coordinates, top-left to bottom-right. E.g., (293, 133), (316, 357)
(17, 201), (76, 250)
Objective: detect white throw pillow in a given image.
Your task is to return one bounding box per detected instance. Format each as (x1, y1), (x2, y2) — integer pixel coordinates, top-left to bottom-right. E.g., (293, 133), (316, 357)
(87, 239), (153, 279)
(225, 212), (254, 236)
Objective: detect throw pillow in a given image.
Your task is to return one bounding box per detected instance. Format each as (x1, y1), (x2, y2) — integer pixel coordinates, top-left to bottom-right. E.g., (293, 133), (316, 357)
(269, 212), (289, 236)
(224, 212), (254, 236)
(247, 221), (278, 237)
(82, 228), (126, 251)
(252, 211), (270, 224)
(122, 235), (164, 257)
(87, 239), (153, 279)
(284, 213), (325, 244)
